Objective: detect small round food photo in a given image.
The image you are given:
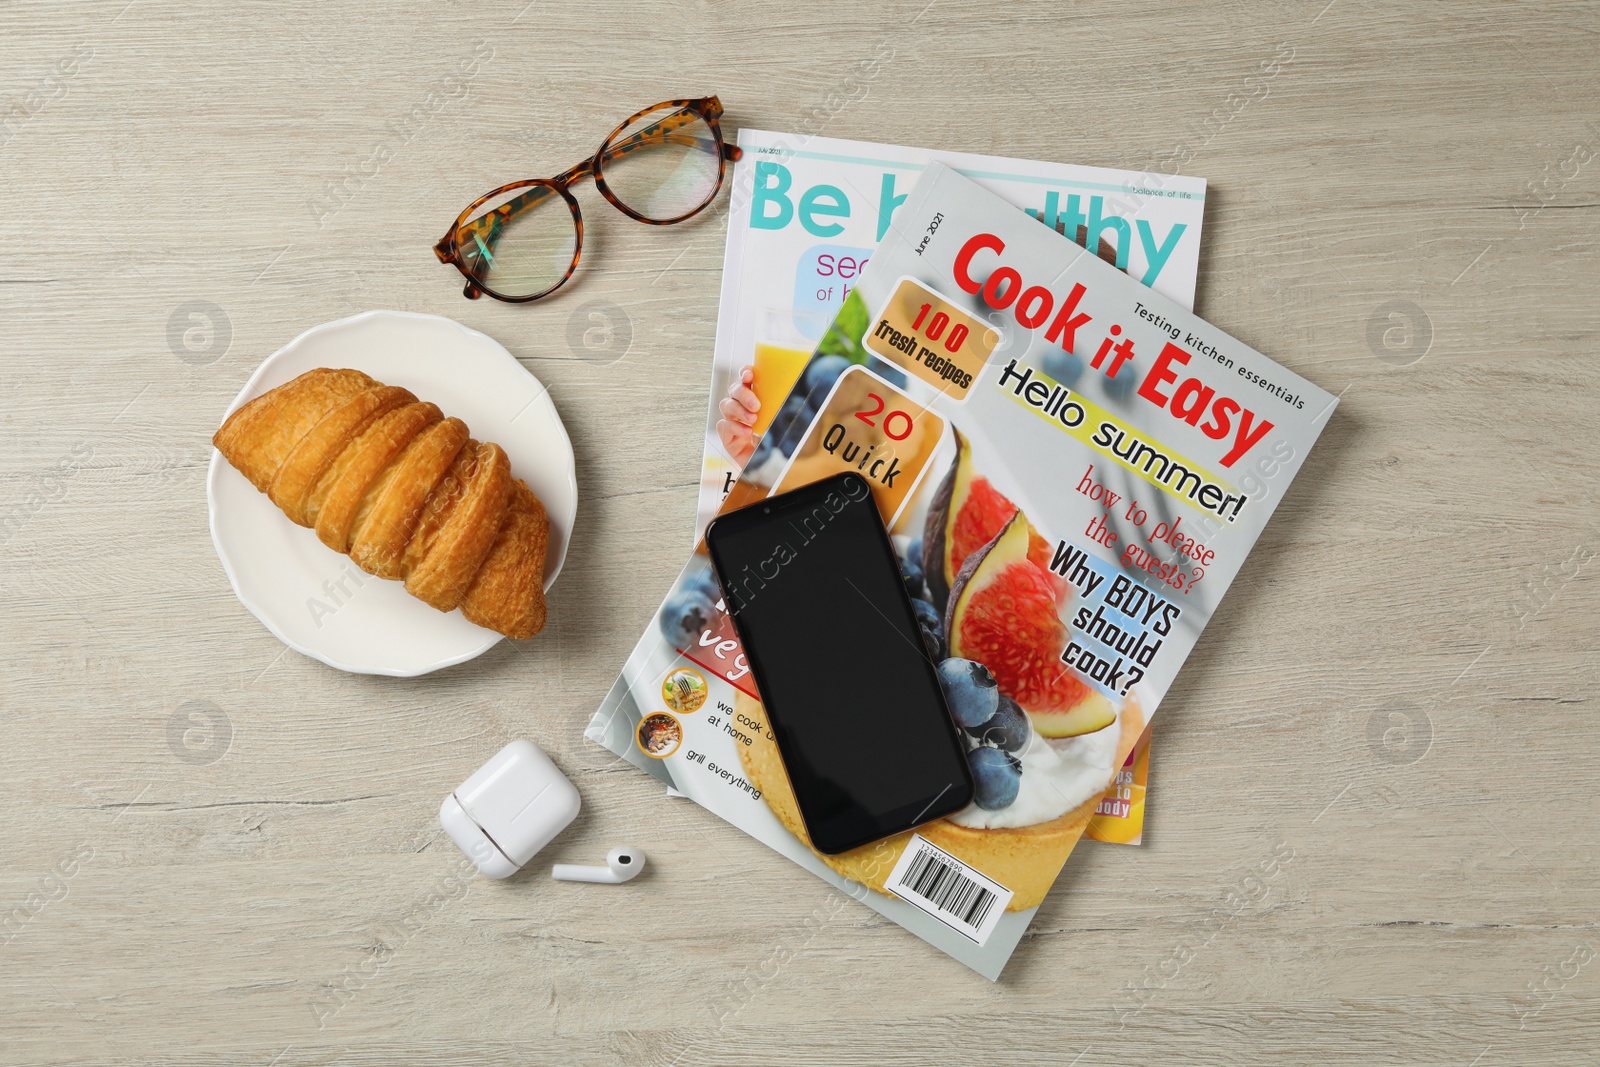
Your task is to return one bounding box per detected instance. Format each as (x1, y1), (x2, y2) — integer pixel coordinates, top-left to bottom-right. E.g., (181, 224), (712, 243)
(661, 667), (708, 714)
(636, 712), (684, 759)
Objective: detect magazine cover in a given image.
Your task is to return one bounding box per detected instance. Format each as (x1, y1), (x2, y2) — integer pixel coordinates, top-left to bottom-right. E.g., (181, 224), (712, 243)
(695, 129), (1206, 538)
(588, 163), (1335, 978)
(696, 129), (1209, 845)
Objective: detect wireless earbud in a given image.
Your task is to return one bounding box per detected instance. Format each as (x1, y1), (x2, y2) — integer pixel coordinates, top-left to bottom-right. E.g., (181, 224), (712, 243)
(551, 846), (645, 884)
(441, 743), (652, 887)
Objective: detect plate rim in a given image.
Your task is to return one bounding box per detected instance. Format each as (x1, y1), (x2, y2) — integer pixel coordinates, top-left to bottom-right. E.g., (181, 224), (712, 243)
(206, 308), (577, 677)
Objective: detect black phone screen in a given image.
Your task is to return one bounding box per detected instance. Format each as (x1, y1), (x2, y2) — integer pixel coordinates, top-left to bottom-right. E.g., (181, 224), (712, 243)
(705, 471), (974, 855)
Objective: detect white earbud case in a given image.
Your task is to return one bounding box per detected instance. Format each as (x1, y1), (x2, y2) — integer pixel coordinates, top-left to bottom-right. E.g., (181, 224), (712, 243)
(440, 740), (581, 878)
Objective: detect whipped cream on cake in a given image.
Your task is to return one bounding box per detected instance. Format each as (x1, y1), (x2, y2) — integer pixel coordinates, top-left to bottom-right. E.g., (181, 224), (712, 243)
(948, 709), (1122, 830)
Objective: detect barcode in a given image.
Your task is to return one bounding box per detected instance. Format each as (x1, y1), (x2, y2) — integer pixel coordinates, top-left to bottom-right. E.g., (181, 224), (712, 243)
(904, 847), (997, 926)
(885, 833), (1013, 944)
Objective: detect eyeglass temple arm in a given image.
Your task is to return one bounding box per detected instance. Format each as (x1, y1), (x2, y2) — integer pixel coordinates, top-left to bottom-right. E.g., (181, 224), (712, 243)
(598, 107), (742, 165)
(597, 132), (740, 160)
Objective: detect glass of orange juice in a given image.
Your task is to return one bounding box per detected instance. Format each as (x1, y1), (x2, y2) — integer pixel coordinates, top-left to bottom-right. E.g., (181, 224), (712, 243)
(749, 309), (820, 437)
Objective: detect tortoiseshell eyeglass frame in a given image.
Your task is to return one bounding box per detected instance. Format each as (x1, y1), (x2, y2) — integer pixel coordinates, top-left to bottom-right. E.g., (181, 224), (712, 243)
(432, 96), (743, 303)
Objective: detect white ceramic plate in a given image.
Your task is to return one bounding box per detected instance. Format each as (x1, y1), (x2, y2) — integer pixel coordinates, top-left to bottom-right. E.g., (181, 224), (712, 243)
(207, 310), (577, 676)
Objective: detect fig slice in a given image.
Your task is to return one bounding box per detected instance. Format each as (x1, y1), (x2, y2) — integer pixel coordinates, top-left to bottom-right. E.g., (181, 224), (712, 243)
(945, 512), (1114, 737)
(1030, 692), (1117, 739)
(921, 427), (976, 611)
(921, 427), (1064, 611)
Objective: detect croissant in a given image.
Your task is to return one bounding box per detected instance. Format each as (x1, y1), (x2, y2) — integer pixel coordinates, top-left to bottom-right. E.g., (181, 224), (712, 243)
(213, 367), (548, 639)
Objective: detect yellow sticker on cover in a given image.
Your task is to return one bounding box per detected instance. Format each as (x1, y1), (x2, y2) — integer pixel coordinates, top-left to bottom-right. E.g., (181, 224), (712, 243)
(863, 276), (1000, 401)
(771, 365), (945, 529)
(1086, 723), (1152, 845)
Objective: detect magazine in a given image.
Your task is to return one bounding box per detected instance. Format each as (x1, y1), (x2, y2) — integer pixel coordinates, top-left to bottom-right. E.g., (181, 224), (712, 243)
(588, 162), (1335, 978)
(694, 129), (1210, 845)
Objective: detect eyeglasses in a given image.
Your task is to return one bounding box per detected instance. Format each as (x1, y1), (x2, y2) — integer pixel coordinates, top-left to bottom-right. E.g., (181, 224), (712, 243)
(433, 96), (742, 303)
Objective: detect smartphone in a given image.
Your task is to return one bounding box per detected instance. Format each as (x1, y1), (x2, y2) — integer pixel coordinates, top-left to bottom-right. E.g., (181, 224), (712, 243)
(704, 471), (974, 854)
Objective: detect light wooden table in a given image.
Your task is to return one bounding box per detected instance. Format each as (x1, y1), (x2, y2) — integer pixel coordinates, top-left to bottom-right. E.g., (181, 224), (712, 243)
(3, 1), (1596, 1063)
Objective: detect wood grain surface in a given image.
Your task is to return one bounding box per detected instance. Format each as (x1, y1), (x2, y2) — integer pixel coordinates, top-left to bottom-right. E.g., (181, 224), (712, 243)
(2, 1), (1597, 1063)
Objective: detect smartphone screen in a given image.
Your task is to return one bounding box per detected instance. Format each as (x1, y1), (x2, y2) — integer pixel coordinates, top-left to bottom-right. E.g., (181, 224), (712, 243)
(705, 471), (974, 854)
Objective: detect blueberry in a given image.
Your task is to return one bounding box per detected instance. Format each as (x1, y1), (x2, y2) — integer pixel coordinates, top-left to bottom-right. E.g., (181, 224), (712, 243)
(748, 431), (775, 469)
(778, 389), (808, 421)
(1104, 359), (1138, 401)
(969, 747), (1021, 810)
(682, 566), (720, 600)
(659, 587), (716, 650)
(1040, 349), (1084, 384)
(937, 658), (999, 729)
(773, 394), (811, 456)
(911, 598), (943, 661)
(867, 357), (908, 388)
(802, 354), (852, 394)
(973, 695), (1029, 753)
(900, 553), (925, 600)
